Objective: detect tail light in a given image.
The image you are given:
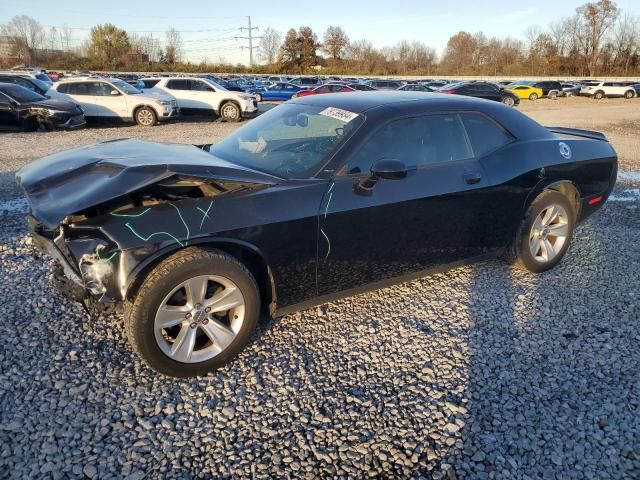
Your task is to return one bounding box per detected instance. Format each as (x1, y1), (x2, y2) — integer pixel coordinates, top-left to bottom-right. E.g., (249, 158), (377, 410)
(443, 89), (456, 94)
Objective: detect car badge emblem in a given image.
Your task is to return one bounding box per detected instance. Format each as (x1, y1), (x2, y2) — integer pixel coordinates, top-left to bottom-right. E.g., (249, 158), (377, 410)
(559, 142), (572, 160)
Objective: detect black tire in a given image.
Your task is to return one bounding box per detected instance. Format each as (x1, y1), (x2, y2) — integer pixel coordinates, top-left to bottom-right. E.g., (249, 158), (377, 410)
(255, 93), (263, 102)
(135, 106), (157, 127)
(508, 190), (576, 273)
(501, 96), (515, 107)
(594, 91), (604, 100)
(219, 101), (241, 122)
(124, 247), (260, 377)
(624, 90), (634, 99)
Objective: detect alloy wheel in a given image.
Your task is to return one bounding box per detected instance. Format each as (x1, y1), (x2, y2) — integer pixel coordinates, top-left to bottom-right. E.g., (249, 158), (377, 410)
(502, 97), (515, 106)
(528, 204), (569, 263)
(153, 275), (245, 363)
(222, 104), (240, 120)
(137, 108), (154, 126)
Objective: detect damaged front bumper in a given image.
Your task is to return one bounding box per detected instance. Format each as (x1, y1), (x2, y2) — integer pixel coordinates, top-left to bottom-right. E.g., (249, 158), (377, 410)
(28, 216), (122, 305)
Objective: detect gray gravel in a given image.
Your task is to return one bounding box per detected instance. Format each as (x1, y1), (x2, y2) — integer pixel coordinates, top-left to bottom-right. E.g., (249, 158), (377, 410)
(1, 112), (639, 479)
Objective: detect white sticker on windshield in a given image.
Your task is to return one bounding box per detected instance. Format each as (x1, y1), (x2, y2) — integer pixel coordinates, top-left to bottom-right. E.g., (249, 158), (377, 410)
(319, 107), (359, 123)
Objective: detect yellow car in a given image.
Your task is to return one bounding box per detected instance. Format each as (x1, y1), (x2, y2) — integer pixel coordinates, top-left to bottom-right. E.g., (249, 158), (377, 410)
(507, 85), (544, 101)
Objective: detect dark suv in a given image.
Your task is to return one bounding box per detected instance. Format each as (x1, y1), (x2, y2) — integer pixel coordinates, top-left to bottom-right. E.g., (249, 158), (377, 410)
(0, 74), (50, 95)
(532, 81), (562, 98)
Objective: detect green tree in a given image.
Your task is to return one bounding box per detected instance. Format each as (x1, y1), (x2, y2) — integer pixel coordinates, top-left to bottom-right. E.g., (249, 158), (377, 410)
(88, 23), (130, 68)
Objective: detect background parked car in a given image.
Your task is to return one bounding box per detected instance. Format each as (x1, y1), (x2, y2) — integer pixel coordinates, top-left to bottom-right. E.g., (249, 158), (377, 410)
(531, 81), (562, 99)
(581, 81), (637, 99)
(507, 84), (544, 101)
(292, 83), (356, 98)
(0, 73), (51, 96)
(364, 79), (404, 90)
(289, 77), (322, 87)
(560, 83), (582, 97)
(441, 81), (520, 106)
(348, 83), (377, 91)
(0, 83), (85, 131)
(49, 78), (178, 126)
(153, 77), (257, 121)
(398, 84), (434, 92)
(248, 82), (307, 102)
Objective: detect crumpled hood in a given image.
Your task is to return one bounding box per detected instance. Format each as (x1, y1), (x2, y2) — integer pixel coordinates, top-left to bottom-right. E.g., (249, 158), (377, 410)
(16, 138), (280, 228)
(28, 98), (82, 113)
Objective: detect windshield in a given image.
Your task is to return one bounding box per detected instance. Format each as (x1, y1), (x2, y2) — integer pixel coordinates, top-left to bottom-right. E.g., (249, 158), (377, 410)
(3, 85), (46, 103)
(111, 79), (142, 94)
(203, 78), (228, 91)
(210, 104), (364, 178)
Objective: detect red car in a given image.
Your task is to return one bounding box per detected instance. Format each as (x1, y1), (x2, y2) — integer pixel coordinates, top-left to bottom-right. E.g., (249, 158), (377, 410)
(292, 83), (356, 98)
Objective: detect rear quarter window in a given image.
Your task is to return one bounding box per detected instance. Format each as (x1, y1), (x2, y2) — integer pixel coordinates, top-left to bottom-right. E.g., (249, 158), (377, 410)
(461, 112), (514, 158)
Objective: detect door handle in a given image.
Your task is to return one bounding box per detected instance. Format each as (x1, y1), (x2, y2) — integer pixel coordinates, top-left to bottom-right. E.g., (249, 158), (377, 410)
(463, 173), (482, 185)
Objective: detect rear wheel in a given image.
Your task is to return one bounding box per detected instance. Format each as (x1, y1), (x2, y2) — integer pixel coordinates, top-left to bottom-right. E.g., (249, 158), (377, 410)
(255, 93), (263, 102)
(624, 90), (635, 99)
(594, 91), (604, 100)
(502, 96), (515, 107)
(548, 90), (558, 100)
(509, 190), (575, 273)
(135, 106), (157, 127)
(529, 93), (538, 101)
(124, 247), (260, 377)
(220, 101), (241, 122)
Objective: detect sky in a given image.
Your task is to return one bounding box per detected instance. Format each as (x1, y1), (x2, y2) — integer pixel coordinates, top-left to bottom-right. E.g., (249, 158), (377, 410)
(1, 0), (639, 65)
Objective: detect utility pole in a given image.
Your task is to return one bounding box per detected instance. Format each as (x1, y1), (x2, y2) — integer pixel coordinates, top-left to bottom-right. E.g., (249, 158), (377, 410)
(236, 16), (262, 67)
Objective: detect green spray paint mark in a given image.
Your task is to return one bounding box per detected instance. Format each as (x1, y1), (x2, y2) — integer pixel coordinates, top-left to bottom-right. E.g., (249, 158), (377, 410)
(539, 167), (546, 180)
(321, 228), (331, 259)
(104, 252), (118, 262)
(168, 203), (190, 246)
(324, 192), (333, 219)
(125, 222), (185, 247)
(197, 201), (214, 230)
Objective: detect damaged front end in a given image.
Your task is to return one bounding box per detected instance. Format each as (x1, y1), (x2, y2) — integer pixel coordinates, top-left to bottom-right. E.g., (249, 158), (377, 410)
(19, 138), (280, 310)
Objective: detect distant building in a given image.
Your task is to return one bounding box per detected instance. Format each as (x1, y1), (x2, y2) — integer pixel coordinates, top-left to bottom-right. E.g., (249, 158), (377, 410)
(121, 49), (150, 67)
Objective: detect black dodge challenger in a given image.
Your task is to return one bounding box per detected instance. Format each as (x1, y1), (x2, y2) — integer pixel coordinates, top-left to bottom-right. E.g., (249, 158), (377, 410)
(17, 92), (618, 377)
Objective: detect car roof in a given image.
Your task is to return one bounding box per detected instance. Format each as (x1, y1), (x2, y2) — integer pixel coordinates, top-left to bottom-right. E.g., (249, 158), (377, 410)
(289, 91), (494, 113)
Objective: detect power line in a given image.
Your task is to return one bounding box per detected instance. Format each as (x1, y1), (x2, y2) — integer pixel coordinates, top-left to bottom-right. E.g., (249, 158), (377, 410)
(234, 16), (262, 67)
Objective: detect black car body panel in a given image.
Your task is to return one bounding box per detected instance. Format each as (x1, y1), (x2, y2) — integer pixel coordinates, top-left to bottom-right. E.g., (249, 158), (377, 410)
(17, 92), (617, 316)
(0, 84), (85, 131)
(444, 82), (520, 105)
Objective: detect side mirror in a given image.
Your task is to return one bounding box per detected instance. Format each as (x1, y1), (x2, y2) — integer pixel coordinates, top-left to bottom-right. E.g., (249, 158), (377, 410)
(371, 158), (408, 180)
(355, 159), (408, 196)
(110, 90), (120, 96)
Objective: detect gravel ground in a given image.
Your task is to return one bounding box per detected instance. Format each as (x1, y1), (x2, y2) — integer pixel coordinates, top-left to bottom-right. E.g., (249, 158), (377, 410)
(0, 99), (639, 479)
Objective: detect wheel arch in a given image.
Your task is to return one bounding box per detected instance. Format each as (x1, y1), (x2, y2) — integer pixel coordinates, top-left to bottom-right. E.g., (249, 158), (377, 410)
(218, 98), (241, 114)
(125, 238), (276, 314)
(133, 103), (160, 117)
(523, 179), (582, 220)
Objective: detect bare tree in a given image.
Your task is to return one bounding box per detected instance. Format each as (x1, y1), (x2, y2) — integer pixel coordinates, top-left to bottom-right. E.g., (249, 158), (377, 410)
(576, 0), (620, 75)
(613, 13), (640, 74)
(322, 26), (349, 60)
(165, 28), (183, 64)
(0, 15), (45, 64)
(59, 25), (74, 52)
(258, 27), (281, 65)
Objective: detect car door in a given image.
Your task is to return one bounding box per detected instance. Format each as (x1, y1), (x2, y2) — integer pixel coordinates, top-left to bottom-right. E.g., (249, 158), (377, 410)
(165, 79), (195, 111)
(189, 79), (217, 111)
(57, 82), (96, 116)
(316, 111), (508, 296)
(88, 82), (129, 118)
(0, 91), (21, 130)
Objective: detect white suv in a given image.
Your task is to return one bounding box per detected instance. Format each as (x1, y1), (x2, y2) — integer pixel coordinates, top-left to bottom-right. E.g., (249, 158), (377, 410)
(152, 77), (258, 121)
(48, 78), (179, 126)
(580, 81), (636, 99)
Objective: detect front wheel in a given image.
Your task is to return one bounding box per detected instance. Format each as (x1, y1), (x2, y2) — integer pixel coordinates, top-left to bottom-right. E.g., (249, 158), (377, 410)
(135, 106), (157, 127)
(502, 96), (515, 107)
(220, 101), (241, 122)
(124, 248), (260, 377)
(509, 190), (575, 273)
(624, 90), (635, 99)
(255, 93), (263, 102)
(594, 91), (604, 100)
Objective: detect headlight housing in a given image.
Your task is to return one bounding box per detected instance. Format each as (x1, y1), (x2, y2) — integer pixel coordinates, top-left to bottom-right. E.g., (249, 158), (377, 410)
(155, 99), (171, 106)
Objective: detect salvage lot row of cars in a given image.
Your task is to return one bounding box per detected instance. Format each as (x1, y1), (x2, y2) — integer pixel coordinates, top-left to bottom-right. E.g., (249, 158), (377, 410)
(0, 69), (638, 132)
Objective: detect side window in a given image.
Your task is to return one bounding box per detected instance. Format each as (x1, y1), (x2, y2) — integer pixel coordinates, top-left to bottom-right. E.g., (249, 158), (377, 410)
(15, 78), (35, 91)
(91, 82), (115, 96)
(344, 114), (472, 174)
(57, 83), (69, 93)
(604, 82), (613, 87)
(461, 112), (513, 158)
(0, 92), (9, 105)
(167, 79), (189, 90)
(67, 82), (91, 95)
(191, 80), (212, 91)
(316, 86), (330, 93)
